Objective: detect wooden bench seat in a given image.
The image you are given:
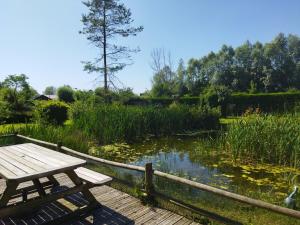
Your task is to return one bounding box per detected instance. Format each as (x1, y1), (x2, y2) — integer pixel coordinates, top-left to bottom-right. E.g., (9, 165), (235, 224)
(75, 167), (112, 186)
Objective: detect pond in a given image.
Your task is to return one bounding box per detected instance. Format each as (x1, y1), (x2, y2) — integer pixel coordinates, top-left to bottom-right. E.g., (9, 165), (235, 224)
(94, 136), (300, 204)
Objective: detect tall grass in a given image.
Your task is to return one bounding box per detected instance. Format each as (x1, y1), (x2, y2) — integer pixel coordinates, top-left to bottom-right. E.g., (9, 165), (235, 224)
(71, 103), (220, 144)
(0, 124), (90, 153)
(224, 114), (300, 167)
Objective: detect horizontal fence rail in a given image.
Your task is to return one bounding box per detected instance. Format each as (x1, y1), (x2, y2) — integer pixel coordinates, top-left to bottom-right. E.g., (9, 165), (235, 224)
(1, 134), (300, 220)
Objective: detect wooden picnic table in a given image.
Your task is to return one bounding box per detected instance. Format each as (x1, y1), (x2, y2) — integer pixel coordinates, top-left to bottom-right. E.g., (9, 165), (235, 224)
(0, 143), (109, 222)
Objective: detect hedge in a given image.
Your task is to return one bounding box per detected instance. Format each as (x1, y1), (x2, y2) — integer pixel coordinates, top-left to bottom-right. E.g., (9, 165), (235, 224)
(124, 96), (200, 106)
(124, 92), (300, 115)
(227, 92), (300, 115)
(35, 101), (69, 125)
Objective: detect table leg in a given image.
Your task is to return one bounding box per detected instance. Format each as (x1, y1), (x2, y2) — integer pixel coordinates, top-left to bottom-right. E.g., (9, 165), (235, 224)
(47, 175), (59, 187)
(0, 181), (18, 208)
(33, 179), (46, 196)
(65, 170), (98, 206)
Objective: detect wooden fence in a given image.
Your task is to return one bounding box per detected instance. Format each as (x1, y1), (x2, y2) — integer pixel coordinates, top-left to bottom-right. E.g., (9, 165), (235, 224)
(1, 134), (300, 222)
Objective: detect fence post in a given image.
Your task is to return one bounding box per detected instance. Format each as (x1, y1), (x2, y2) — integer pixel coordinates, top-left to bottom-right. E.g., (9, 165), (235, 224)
(14, 132), (18, 144)
(145, 163), (154, 197)
(56, 141), (62, 152)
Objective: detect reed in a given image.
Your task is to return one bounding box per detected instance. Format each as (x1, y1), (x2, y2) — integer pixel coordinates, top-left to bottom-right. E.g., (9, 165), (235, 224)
(224, 114), (300, 167)
(0, 123), (90, 153)
(70, 103), (220, 145)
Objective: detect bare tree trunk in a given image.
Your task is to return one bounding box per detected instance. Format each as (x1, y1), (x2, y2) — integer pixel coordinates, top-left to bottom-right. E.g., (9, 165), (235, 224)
(103, 1), (108, 93)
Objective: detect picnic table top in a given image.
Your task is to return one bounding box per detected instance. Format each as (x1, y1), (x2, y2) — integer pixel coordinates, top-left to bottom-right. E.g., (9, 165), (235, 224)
(0, 143), (86, 182)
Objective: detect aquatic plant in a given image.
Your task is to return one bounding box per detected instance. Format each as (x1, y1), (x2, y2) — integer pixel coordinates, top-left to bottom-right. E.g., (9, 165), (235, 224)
(224, 114), (300, 167)
(0, 123), (90, 153)
(70, 102), (220, 144)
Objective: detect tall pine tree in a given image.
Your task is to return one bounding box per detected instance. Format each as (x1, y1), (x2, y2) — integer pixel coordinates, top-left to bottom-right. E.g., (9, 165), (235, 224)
(80, 0), (143, 92)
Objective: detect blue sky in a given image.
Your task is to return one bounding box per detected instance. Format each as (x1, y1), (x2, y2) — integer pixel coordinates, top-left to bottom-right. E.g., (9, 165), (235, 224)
(1, 0), (300, 94)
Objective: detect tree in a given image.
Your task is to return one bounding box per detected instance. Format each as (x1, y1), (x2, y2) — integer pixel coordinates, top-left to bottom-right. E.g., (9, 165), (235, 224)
(0, 74), (36, 123)
(1, 74), (35, 110)
(80, 0), (143, 93)
(43, 86), (56, 95)
(150, 49), (176, 97)
(57, 86), (75, 103)
(174, 59), (188, 96)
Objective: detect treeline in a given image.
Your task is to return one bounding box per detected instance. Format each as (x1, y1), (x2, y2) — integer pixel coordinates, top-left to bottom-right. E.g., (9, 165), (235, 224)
(0, 74), (138, 123)
(149, 33), (300, 97)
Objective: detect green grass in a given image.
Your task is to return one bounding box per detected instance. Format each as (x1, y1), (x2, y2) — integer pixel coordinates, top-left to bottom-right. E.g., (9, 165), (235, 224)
(71, 103), (220, 145)
(219, 116), (241, 125)
(0, 123), (90, 153)
(223, 114), (300, 167)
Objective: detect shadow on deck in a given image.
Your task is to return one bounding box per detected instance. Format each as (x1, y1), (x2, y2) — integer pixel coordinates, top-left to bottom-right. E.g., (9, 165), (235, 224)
(0, 174), (200, 225)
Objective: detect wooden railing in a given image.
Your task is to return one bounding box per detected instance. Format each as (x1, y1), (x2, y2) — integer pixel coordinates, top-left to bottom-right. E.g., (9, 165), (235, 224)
(2, 134), (300, 222)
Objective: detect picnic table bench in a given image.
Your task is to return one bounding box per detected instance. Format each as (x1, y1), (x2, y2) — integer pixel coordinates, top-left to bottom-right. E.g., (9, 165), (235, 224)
(0, 143), (112, 223)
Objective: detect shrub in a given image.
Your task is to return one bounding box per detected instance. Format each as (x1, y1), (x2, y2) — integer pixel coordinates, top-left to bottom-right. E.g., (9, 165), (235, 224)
(57, 86), (75, 103)
(35, 101), (69, 125)
(200, 86), (231, 116)
(228, 91), (300, 115)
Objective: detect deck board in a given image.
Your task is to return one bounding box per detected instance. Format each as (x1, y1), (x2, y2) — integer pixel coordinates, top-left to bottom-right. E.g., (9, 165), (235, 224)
(0, 174), (201, 225)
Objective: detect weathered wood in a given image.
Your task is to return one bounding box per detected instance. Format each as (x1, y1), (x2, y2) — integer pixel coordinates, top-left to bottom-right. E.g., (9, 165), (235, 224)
(145, 163), (154, 197)
(56, 141), (62, 152)
(65, 170), (98, 206)
(32, 179), (46, 196)
(0, 183), (85, 218)
(0, 144), (86, 182)
(154, 170), (300, 219)
(75, 167), (112, 185)
(0, 180), (18, 207)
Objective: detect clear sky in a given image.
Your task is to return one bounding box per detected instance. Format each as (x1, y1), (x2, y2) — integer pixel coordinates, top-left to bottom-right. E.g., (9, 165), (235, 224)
(1, 0), (300, 94)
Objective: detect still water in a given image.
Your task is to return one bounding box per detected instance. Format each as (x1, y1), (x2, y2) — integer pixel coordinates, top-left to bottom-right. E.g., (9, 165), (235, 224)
(100, 136), (300, 203)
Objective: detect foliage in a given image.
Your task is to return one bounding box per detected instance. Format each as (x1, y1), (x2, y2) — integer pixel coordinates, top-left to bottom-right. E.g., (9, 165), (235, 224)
(70, 103), (220, 144)
(200, 85), (231, 116)
(43, 86), (56, 95)
(228, 91), (300, 114)
(80, 0), (143, 91)
(224, 114), (300, 167)
(0, 74), (36, 123)
(57, 85), (75, 103)
(150, 33), (300, 97)
(35, 101), (69, 125)
(0, 123), (90, 153)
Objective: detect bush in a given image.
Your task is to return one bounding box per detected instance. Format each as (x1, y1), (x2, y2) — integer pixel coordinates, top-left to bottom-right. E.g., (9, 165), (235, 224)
(228, 91), (300, 115)
(124, 96), (200, 106)
(57, 86), (75, 103)
(35, 101), (69, 125)
(200, 86), (231, 116)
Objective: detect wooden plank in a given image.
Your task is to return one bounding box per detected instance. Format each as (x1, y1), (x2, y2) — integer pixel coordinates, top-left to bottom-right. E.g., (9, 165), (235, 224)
(161, 214), (183, 225)
(173, 218), (194, 225)
(26, 143), (84, 165)
(0, 148), (38, 173)
(0, 164), (16, 178)
(74, 167), (112, 185)
(146, 211), (174, 225)
(14, 145), (67, 167)
(0, 156), (27, 178)
(4, 146), (52, 170)
(0, 183), (85, 218)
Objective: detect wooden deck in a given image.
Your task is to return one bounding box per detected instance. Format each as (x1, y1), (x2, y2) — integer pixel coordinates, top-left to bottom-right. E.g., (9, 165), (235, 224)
(0, 173), (201, 225)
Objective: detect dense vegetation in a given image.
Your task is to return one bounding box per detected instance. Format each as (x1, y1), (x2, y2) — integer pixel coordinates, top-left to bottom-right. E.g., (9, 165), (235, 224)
(71, 103), (220, 144)
(149, 33), (300, 97)
(224, 114), (300, 167)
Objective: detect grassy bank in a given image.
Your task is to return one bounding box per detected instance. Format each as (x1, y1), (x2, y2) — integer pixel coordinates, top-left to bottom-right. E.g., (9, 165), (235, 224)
(0, 123), (90, 153)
